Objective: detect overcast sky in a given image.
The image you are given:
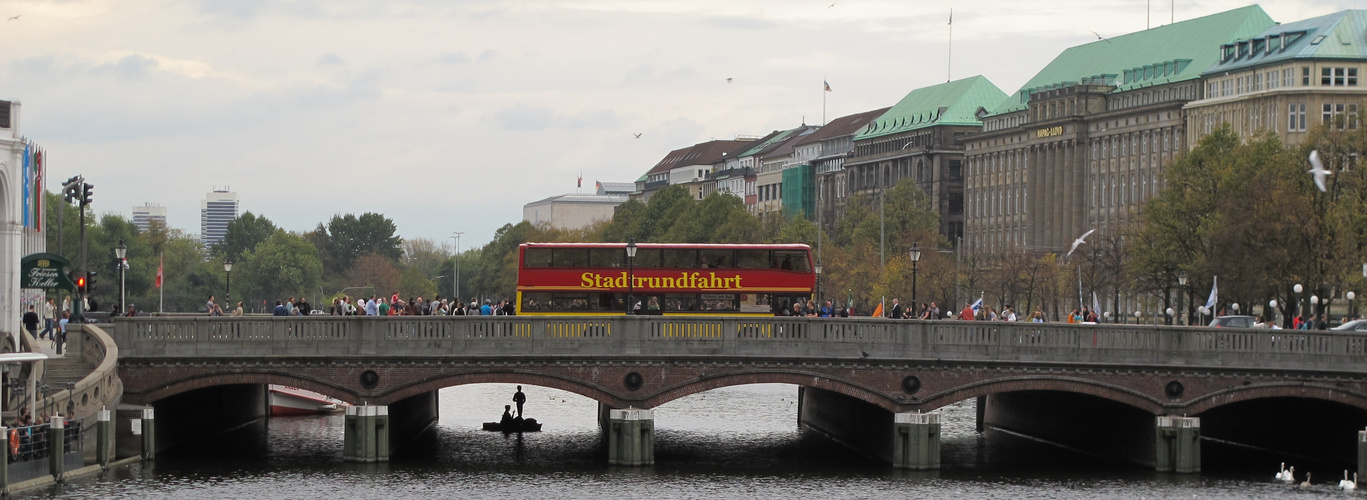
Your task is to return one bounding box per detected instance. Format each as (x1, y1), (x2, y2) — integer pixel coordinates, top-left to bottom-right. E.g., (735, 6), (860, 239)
(0, 0), (1357, 251)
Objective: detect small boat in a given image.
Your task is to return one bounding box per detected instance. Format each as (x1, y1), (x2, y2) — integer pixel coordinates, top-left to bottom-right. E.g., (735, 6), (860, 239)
(269, 385), (350, 416)
(482, 418), (542, 433)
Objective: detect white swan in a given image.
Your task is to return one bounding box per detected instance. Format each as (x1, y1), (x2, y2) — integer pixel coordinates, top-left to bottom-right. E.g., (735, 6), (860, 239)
(1300, 472), (1312, 488)
(1276, 463), (1288, 482)
(1278, 465), (1295, 483)
(1341, 471), (1357, 490)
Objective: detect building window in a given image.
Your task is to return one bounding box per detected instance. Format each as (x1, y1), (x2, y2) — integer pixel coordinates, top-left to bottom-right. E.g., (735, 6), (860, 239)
(1303, 66), (1311, 86)
(1289, 103), (1307, 132)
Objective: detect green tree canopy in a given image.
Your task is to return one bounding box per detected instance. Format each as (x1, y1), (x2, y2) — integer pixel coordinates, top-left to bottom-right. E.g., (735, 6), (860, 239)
(215, 212), (278, 262)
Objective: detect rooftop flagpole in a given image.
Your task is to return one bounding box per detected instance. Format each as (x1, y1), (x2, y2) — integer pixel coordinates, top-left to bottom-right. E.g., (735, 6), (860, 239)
(947, 9), (953, 82)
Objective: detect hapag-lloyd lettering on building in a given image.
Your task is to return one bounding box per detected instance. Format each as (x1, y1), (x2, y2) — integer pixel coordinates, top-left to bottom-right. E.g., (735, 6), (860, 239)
(581, 272), (745, 290)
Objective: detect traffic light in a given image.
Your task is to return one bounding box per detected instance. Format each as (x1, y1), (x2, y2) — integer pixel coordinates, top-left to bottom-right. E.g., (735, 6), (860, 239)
(80, 183), (94, 207)
(86, 271), (97, 294)
(61, 176), (81, 203)
(76, 274), (86, 293)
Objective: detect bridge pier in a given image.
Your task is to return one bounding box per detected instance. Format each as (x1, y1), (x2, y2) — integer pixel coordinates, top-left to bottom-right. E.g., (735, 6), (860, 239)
(343, 405), (389, 463)
(892, 412), (940, 470)
(607, 408), (654, 466)
(1358, 429), (1366, 480)
(797, 387), (895, 464)
(1155, 416), (1200, 473)
(982, 391), (1157, 469)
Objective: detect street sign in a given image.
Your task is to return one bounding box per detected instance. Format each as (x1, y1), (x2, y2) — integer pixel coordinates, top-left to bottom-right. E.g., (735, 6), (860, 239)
(20, 253), (76, 290)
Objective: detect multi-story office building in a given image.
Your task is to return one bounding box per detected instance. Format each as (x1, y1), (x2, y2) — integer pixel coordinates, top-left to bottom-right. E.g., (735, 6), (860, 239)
(132, 203), (168, 232)
(963, 6), (1276, 252)
(797, 108), (888, 227)
(1185, 10), (1367, 147)
(845, 76), (1008, 243)
(638, 139), (752, 203)
(200, 189), (239, 248)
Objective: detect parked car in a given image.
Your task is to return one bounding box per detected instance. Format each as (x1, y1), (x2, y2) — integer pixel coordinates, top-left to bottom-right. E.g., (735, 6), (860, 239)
(1332, 319), (1367, 332)
(1208, 315), (1256, 328)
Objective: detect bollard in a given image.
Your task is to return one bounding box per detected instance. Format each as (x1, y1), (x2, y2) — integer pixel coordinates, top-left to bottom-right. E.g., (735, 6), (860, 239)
(0, 425), (9, 496)
(97, 408), (112, 468)
(893, 412), (941, 470)
(1359, 430), (1366, 481)
(344, 405), (389, 463)
(49, 416), (65, 482)
(607, 408), (654, 466)
(1155, 416), (1200, 473)
(140, 407), (155, 460)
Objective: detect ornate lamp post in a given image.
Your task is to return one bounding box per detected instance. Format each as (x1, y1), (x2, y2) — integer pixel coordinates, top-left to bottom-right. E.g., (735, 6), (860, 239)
(114, 239), (127, 315)
(625, 238), (638, 315)
(909, 243), (922, 313)
(1311, 295), (1320, 325)
(1269, 299), (1279, 325)
(1294, 283), (1304, 326)
(1231, 303), (1240, 316)
(1177, 271), (1188, 325)
(224, 258), (234, 308)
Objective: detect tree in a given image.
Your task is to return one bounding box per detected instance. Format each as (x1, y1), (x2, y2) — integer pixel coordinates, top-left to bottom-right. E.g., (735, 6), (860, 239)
(314, 213), (404, 277)
(215, 212), (278, 262)
(236, 231), (324, 307)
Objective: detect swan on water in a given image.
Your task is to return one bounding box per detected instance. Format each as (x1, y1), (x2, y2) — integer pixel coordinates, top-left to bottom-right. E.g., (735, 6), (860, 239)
(1340, 471), (1358, 490)
(1300, 472), (1312, 488)
(1278, 466), (1295, 483)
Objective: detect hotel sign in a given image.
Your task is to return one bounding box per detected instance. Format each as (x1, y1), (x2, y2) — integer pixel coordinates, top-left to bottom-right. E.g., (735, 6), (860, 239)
(1035, 126), (1064, 138)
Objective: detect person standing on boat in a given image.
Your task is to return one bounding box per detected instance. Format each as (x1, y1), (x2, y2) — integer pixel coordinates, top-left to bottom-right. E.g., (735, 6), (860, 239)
(513, 386), (527, 417)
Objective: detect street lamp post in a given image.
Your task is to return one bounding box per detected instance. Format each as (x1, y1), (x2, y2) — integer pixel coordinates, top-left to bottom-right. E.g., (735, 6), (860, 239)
(1294, 283), (1304, 327)
(1348, 291), (1357, 321)
(451, 232), (464, 302)
(1177, 271), (1188, 325)
(224, 259), (234, 308)
(909, 243), (922, 314)
(1311, 295), (1320, 325)
(1269, 299), (1279, 325)
(814, 260), (823, 307)
(626, 239), (638, 315)
(115, 240), (127, 315)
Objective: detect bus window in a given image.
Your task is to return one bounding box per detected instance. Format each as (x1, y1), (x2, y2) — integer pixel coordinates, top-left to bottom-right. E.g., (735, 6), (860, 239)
(663, 249), (699, 268)
(524, 248), (552, 268)
(700, 293), (738, 311)
(664, 294), (699, 311)
(739, 293), (771, 313)
(699, 249), (733, 268)
(736, 249), (770, 269)
(772, 250), (810, 272)
(633, 248), (662, 268)
(521, 292), (552, 310)
(590, 248), (625, 268)
(553, 248), (590, 267)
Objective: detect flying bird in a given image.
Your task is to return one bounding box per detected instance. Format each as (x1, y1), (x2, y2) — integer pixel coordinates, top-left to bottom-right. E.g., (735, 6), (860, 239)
(1309, 149), (1332, 192)
(829, 3), (837, 7)
(6, 15), (19, 21)
(726, 77), (733, 83)
(1090, 31), (1112, 44)
(1065, 229), (1097, 258)
(633, 133), (642, 139)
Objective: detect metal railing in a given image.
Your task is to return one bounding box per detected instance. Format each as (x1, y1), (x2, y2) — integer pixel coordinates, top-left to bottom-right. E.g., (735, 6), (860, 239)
(8, 419), (82, 465)
(110, 316), (1367, 374)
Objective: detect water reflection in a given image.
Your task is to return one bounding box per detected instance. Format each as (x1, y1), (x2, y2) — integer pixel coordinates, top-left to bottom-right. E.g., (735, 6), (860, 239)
(21, 383), (1361, 499)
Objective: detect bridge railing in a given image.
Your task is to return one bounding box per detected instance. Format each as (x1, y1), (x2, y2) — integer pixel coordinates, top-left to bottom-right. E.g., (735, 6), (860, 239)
(110, 316), (1367, 371)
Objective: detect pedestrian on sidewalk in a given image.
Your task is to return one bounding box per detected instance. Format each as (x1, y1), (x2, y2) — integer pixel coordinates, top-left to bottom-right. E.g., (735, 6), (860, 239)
(22, 305), (38, 339)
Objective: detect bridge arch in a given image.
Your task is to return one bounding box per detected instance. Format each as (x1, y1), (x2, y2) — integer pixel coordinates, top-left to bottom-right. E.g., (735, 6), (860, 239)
(124, 371), (362, 406)
(913, 375), (1168, 415)
(641, 370), (903, 411)
(377, 371), (626, 408)
(1184, 382), (1367, 415)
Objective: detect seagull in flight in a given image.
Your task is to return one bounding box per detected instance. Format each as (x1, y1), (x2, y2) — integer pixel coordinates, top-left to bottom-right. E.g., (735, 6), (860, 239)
(633, 133), (642, 139)
(829, 3), (837, 7)
(1090, 31), (1112, 44)
(6, 15), (20, 21)
(726, 77), (733, 83)
(1065, 229), (1097, 258)
(1309, 150), (1332, 192)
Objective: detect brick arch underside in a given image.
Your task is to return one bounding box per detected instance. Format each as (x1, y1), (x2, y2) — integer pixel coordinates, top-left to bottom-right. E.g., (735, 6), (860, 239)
(127, 372), (363, 406)
(914, 376), (1169, 415)
(377, 372), (628, 407)
(641, 370), (904, 411)
(1183, 383), (1367, 415)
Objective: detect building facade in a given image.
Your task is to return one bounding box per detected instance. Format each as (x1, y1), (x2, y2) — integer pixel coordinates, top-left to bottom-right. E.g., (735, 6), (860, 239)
(200, 189), (239, 248)
(523, 193), (629, 230)
(132, 203), (168, 233)
(964, 6), (1276, 252)
(845, 76), (1009, 243)
(798, 108), (888, 229)
(1185, 10), (1367, 147)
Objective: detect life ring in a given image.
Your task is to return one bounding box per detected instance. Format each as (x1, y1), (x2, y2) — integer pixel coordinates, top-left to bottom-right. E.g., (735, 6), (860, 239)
(8, 428), (17, 456)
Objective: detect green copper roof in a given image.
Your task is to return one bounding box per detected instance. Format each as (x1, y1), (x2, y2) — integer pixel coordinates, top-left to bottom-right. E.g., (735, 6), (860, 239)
(1204, 10), (1367, 74)
(992, 5), (1275, 115)
(855, 75), (1008, 141)
(735, 127), (800, 157)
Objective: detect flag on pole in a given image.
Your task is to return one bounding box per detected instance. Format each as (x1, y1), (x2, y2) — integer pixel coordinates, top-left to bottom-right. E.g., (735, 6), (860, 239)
(156, 254), (164, 289)
(823, 80), (832, 92)
(1092, 291), (1101, 316)
(970, 293), (983, 312)
(948, 9), (952, 25)
(1205, 276), (1219, 311)
(871, 301), (884, 318)
(577, 173), (582, 188)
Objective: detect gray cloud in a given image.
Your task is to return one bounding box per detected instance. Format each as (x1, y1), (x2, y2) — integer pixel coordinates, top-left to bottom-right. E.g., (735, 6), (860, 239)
(316, 53), (346, 66)
(485, 105), (621, 131)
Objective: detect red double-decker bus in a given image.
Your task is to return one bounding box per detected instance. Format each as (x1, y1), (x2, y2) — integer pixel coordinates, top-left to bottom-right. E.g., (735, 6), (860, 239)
(516, 242), (816, 316)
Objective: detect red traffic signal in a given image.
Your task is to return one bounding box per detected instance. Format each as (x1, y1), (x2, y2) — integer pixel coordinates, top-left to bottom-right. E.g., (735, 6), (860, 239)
(76, 275), (87, 292)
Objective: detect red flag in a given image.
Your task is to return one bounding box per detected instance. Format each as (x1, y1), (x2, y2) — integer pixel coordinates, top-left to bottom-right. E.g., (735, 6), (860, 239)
(824, 80), (832, 92)
(156, 254), (164, 288)
(577, 173), (583, 188)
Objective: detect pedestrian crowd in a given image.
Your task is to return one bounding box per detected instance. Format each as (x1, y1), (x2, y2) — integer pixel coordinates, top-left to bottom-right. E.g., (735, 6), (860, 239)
(229, 294), (519, 317)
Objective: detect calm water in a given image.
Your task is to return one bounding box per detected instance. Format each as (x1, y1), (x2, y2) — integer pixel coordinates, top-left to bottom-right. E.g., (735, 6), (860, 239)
(19, 384), (1359, 499)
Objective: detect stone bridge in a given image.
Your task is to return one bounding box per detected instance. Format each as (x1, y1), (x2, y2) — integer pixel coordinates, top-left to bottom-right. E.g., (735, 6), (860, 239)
(110, 316), (1367, 471)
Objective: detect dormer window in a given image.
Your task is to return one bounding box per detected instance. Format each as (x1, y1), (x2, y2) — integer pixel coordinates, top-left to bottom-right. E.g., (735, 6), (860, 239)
(1312, 35), (1326, 45)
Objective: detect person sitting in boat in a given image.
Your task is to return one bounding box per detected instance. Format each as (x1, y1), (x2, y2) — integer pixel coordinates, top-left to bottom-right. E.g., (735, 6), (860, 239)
(500, 405), (514, 428)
